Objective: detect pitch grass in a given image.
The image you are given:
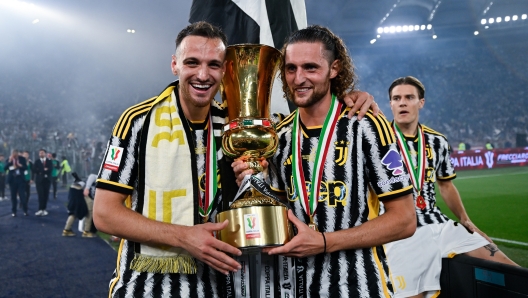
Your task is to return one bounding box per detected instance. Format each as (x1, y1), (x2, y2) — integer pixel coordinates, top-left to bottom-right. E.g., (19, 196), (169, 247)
(435, 166), (528, 267)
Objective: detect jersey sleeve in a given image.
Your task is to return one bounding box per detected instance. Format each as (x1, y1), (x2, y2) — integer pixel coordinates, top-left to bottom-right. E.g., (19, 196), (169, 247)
(362, 114), (413, 201)
(96, 110), (146, 195)
(269, 159), (286, 193)
(436, 136), (456, 181)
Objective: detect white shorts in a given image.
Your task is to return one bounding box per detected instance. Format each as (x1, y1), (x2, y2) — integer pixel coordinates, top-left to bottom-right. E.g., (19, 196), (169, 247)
(384, 220), (490, 298)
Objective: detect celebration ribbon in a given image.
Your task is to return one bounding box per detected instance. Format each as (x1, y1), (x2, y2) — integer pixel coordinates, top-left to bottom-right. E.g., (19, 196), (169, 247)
(393, 123), (426, 209)
(292, 95), (342, 228)
(198, 112), (218, 221)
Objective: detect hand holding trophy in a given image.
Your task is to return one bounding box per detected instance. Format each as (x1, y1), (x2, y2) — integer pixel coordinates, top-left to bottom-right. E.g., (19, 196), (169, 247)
(216, 44), (293, 253)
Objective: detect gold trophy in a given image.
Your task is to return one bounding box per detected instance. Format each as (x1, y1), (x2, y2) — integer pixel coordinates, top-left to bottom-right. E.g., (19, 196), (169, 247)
(216, 44), (293, 251)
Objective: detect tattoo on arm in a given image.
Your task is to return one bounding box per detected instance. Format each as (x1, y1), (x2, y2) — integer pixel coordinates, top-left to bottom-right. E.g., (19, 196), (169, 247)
(484, 244), (499, 257)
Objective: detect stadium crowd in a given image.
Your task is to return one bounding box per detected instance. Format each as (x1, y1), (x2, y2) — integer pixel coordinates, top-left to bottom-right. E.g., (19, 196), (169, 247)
(1, 38), (527, 174)
(355, 40), (528, 149)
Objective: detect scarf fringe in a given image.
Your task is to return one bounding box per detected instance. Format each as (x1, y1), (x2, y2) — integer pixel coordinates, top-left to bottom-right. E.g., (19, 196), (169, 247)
(130, 253), (197, 274)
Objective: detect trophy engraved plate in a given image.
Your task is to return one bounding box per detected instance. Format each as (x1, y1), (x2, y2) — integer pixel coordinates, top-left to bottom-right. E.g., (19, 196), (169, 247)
(217, 44), (293, 250)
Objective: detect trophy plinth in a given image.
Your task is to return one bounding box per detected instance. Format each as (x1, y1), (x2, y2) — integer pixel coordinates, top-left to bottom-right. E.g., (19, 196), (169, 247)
(216, 44), (292, 251)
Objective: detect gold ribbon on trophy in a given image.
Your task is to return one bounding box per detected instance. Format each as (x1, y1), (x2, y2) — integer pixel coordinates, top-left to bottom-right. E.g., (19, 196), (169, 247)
(216, 44), (293, 251)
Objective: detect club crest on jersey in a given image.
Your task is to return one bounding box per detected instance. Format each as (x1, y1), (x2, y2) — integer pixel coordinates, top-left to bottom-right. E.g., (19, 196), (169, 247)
(334, 140), (349, 166)
(103, 145), (124, 172)
(381, 149), (405, 176)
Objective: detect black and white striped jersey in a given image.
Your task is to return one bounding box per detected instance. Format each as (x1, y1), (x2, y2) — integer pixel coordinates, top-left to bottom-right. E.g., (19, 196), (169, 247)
(269, 105), (413, 298)
(96, 81), (228, 298)
(395, 123), (456, 227)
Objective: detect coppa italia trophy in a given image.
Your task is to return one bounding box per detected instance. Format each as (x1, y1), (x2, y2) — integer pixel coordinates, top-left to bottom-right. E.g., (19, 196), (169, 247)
(216, 44), (293, 252)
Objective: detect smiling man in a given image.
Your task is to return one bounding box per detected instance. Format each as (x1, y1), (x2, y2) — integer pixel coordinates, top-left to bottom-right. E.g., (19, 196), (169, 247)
(233, 25), (417, 298)
(93, 22), (243, 297)
(385, 76), (518, 298)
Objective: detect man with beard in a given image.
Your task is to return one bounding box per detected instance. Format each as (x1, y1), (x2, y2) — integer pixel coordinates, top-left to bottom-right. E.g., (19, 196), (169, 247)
(233, 25), (417, 297)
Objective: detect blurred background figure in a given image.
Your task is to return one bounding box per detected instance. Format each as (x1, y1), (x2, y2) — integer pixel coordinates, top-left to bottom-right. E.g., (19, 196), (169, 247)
(34, 149), (53, 216)
(0, 154), (6, 201)
(59, 156), (71, 188)
(49, 153), (60, 200)
(6, 149), (27, 216)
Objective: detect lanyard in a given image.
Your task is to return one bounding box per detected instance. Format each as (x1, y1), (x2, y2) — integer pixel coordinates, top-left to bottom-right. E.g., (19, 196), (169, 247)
(393, 123), (427, 209)
(198, 112), (218, 222)
(291, 95), (342, 230)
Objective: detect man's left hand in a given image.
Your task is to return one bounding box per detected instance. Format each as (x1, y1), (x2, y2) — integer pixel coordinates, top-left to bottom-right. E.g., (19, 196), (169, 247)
(461, 219), (493, 243)
(343, 91), (381, 120)
(265, 209), (325, 257)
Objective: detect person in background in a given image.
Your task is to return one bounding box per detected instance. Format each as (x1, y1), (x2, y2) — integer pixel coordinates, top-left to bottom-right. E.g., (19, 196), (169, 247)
(81, 173), (97, 237)
(62, 173), (88, 237)
(485, 141), (494, 150)
(6, 149), (27, 217)
(22, 151), (33, 210)
(59, 156), (71, 188)
(0, 154), (6, 201)
(385, 76), (518, 298)
(49, 153), (60, 200)
(33, 149), (53, 216)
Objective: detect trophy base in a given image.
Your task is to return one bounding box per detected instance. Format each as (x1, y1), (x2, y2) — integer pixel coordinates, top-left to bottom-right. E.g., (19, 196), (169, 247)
(216, 205), (293, 252)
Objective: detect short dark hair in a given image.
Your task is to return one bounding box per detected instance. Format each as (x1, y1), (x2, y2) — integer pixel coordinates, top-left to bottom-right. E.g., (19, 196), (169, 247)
(39, 148), (47, 153)
(175, 21), (227, 53)
(52, 153), (57, 158)
(388, 76), (425, 100)
(280, 25), (356, 100)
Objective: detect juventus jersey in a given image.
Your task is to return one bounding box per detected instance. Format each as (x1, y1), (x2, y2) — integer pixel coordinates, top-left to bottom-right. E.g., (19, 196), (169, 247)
(396, 123), (456, 227)
(269, 105), (413, 298)
(96, 81), (228, 298)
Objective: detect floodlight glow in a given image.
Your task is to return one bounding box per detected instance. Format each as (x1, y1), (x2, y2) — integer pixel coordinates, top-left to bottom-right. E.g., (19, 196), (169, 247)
(485, 26), (489, 29)
(474, 31), (479, 35)
(384, 27), (389, 33)
(377, 35), (381, 38)
(414, 25), (420, 30)
(421, 25), (426, 30)
(496, 17), (502, 23)
(377, 27), (383, 34)
(488, 18), (494, 24)
(427, 24), (432, 30)
(396, 26), (402, 32)
(0, 0), (69, 23)
(127, 29), (131, 32)
(32, 19), (39, 24)
(132, 30), (135, 33)
(512, 15), (518, 21)
(409, 25), (414, 32)
(481, 19), (486, 25)
(522, 14), (527, 20)
(403, 25), (408, 32)
(370, 39), (376, 44)
(505, 16), (510, 22)
(390, 26), (395, 33)
(432, 35), (437, 39)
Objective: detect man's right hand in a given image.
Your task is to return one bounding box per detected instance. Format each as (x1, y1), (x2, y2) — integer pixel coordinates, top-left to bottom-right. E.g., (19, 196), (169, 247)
(180, 220), (242, 275)
(231, 159), (269, 186)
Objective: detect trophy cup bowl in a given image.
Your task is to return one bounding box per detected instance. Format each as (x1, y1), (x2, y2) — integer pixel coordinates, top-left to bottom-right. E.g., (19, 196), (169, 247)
(217, 44), (293, 251)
